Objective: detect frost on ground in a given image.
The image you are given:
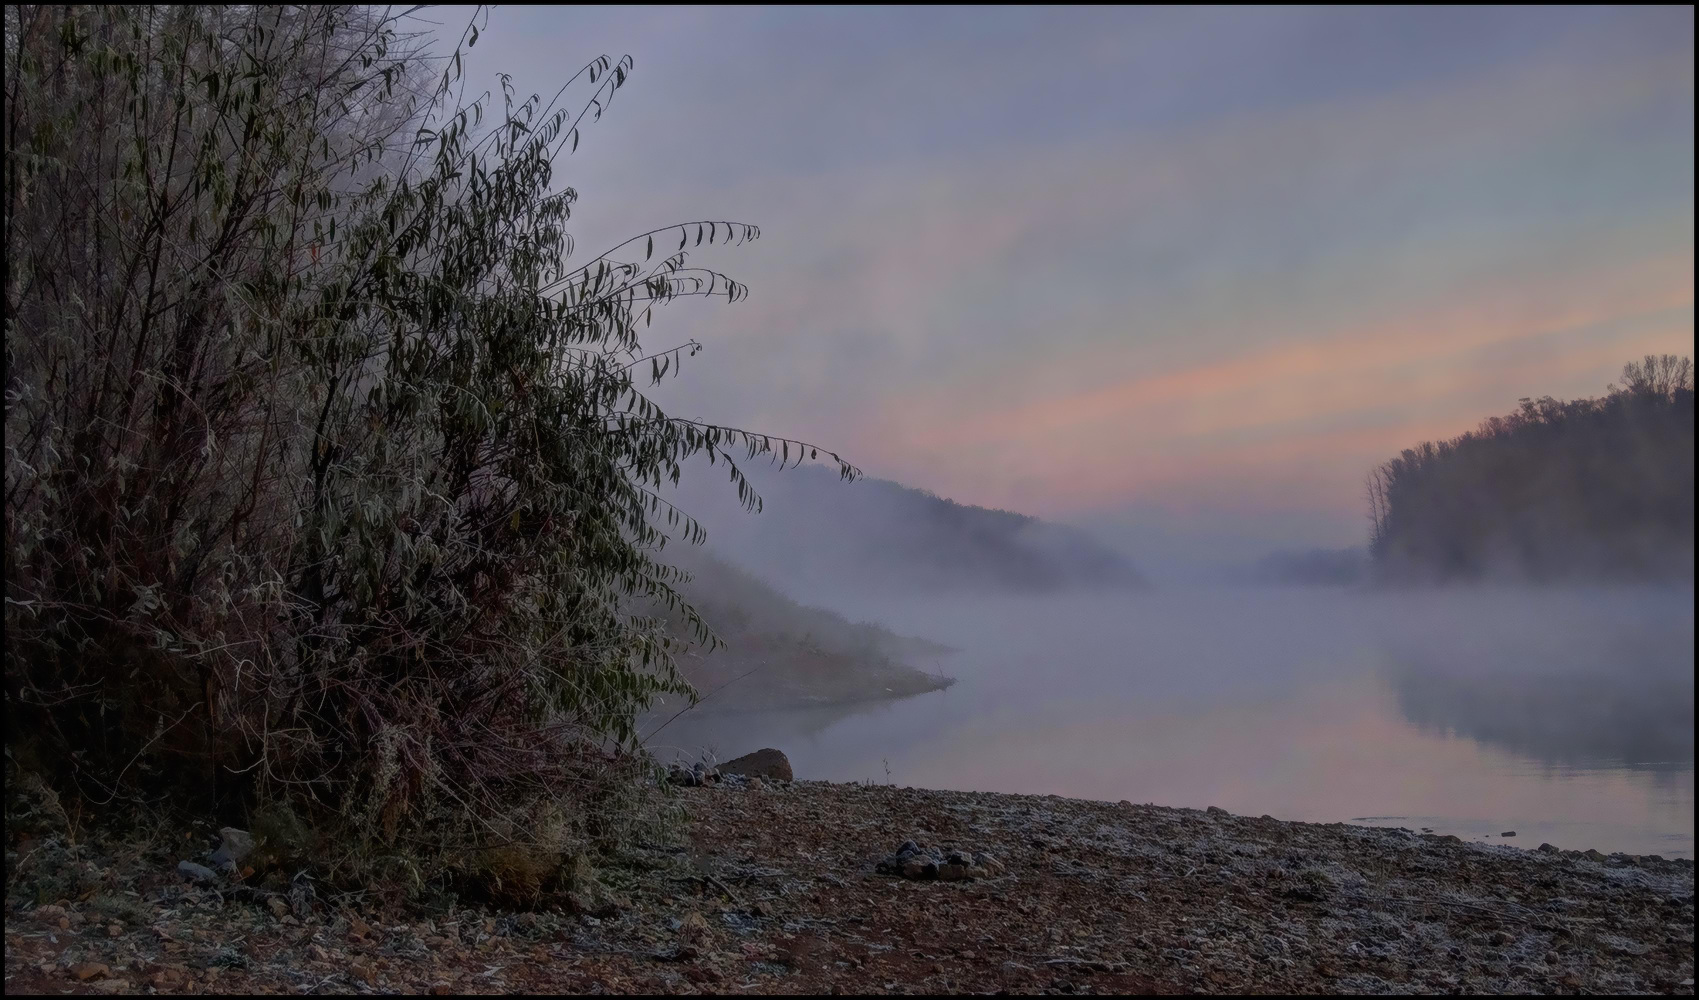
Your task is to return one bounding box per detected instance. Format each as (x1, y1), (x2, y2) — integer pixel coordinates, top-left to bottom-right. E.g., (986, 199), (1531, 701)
(5, 782), (1694, 994)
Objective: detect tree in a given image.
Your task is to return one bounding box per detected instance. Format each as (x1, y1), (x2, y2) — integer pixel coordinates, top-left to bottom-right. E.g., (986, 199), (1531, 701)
(1365, 357), (1694, 583)
(1615, 353), (1694, 398)
(5, 4), (852, 890)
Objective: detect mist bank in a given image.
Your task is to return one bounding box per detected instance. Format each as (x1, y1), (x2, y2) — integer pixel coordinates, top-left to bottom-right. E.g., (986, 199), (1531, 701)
(1247, 546), (1369, 586)
(667, 461), (1145, 601)
(640, 462), (1150, 716)
(1367, 355), (1695, 585)
(658, 583), (1694, 858)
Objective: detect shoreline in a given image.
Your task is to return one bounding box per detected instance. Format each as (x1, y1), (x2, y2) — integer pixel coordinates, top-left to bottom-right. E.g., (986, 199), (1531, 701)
(653, 676), (956, 720)
(6, 780), (1691, 994)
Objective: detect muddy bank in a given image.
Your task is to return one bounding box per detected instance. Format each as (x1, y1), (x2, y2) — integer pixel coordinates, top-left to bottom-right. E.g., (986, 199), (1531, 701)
(6, 782), (1693, 994)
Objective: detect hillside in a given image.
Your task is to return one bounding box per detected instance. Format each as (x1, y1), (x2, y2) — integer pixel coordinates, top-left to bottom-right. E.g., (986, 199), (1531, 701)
(675, 464), (1145, 596)
(647, 548), (954, 713)
(1367, 355), (1695, 583)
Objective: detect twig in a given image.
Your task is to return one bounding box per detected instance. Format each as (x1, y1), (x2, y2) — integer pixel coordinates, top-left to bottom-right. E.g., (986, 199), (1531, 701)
(639, 664), (764, 744)
(704, 873), (744, 905)
(675, 872), (745, 905)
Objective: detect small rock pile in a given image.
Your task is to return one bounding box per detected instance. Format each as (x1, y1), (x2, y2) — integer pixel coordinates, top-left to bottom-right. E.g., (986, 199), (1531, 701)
(177, 827), (258, 884)
(876, 840), (1005, 881)
(667, 762), (721, 787)
(668, 748), (794, 789)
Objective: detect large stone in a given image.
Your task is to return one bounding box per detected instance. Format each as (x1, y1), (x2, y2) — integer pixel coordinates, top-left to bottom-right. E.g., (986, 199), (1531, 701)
(210, 828), (255, 868)
(717, 748), (792, 782)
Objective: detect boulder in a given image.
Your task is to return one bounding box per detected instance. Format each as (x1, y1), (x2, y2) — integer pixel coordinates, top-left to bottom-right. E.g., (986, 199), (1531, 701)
(210, 827), (256, 868)
(717, 748), (792, 782)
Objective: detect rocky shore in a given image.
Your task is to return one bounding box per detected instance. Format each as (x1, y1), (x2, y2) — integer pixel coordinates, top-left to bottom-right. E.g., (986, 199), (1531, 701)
(6, 779), (1694, 994)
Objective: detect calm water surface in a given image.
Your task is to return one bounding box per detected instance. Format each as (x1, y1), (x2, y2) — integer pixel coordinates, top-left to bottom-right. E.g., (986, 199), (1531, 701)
(649, 586), (1695, 858)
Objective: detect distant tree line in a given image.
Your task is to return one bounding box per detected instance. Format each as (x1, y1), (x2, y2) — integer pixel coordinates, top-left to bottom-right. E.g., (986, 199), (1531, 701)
(1366, 355), (1694, 583)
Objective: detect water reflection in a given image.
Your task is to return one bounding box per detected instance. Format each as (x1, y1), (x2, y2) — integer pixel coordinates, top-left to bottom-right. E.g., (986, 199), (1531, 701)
(1390, 657), (1694, 773)
(643, 587), (1695, 857)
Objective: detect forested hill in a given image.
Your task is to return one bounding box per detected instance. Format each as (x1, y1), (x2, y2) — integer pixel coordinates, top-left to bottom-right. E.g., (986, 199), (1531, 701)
(680, 464), (1146, 595)
(1367, 355), (1695, 583)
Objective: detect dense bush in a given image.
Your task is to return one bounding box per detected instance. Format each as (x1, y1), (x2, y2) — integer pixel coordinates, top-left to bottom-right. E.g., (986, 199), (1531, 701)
(4, 4), (850, 890)
(1366, 355), (1694, 583)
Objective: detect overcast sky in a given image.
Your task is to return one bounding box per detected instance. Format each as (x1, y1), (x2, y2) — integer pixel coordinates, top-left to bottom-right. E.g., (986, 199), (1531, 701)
(435, 5), (1693, 573)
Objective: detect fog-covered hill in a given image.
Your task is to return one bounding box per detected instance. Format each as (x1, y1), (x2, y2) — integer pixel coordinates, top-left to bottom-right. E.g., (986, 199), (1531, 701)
(670, 463), (1145, 599)
(647, 546), (954, 713)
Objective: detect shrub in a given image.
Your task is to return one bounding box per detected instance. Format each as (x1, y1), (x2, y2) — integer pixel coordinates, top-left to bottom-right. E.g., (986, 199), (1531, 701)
(4, 4), (851, 895)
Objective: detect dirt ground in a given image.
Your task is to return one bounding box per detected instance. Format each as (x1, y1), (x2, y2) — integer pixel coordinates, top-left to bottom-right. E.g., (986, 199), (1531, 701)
(6, 780), (1694, 994)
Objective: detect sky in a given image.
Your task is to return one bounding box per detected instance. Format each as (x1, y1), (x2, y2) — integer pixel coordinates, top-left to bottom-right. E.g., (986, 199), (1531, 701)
(434, 5), (1693, 575)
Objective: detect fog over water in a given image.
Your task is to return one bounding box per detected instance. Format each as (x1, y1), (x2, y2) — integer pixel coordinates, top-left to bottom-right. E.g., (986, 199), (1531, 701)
(651, 583), (1695, 859)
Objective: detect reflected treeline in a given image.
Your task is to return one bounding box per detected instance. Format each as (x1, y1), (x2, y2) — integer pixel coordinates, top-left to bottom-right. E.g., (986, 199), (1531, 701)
(1389, 648), (1695, 773)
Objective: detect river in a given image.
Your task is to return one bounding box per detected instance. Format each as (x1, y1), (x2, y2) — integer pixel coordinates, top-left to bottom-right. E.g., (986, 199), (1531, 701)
(646, 585), (1695, 858)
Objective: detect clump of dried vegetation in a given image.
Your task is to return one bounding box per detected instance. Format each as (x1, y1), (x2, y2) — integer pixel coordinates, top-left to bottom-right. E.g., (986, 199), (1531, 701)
(4, 3), (849, 904)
